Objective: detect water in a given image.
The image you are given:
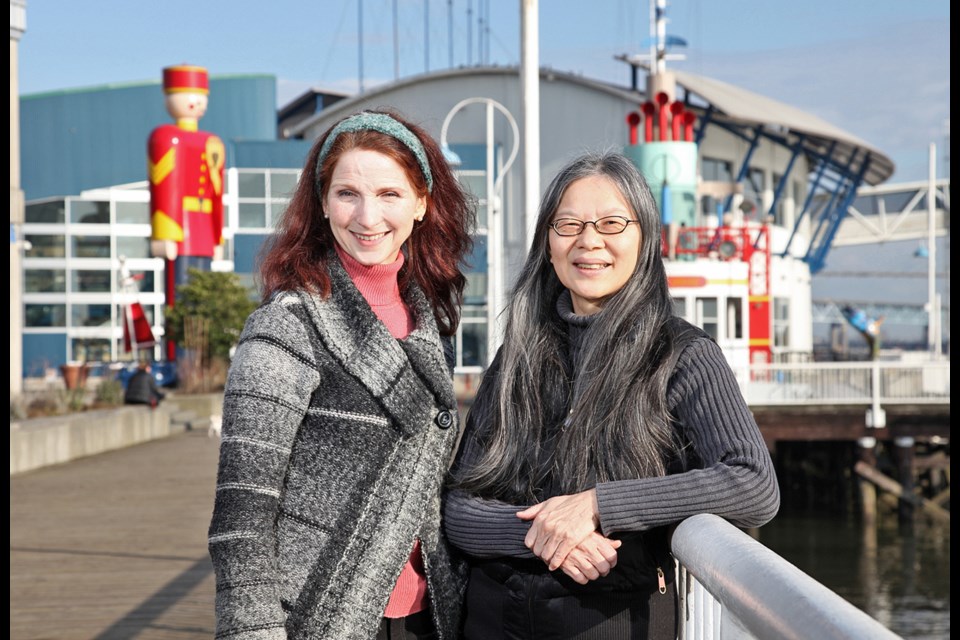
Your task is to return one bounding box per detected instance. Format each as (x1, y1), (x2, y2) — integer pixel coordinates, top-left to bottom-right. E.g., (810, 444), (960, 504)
(755, 513), (950, 639)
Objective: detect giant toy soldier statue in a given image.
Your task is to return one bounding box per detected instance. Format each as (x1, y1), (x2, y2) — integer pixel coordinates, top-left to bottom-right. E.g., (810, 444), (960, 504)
(148, 65), (225, 360)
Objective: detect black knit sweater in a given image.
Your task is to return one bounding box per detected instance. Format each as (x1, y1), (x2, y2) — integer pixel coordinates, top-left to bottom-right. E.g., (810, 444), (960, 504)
(443, 293), (780, 574)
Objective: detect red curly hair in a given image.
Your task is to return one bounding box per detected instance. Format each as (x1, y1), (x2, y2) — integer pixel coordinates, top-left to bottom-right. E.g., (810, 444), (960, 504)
(257, 109), (475, 336)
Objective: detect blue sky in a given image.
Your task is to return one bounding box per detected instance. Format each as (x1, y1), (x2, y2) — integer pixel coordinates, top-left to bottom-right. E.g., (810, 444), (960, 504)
(18, 0), (949, 183)
(16, 0), (950, 342)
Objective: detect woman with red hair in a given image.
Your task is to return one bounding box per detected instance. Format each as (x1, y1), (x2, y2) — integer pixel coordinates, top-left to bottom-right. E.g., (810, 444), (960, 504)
(208, 109), (474, 640)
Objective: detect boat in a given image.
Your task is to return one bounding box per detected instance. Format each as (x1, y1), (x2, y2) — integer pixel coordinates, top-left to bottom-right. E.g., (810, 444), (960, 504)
(617, 1), (784, 371)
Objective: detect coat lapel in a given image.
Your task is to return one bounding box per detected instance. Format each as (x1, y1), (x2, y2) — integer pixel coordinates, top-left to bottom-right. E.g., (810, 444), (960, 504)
(299, 252), (456, 437)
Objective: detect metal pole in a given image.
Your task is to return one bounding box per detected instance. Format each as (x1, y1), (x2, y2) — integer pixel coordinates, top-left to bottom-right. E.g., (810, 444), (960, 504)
(467, 0), (473, 66)
(448, 0), (453, 68)
(520, 0), (540, 250)
(927, 142), (938, 357)
(393, 0), (400, 80)
(358, 0), (365, 93)
(440, 97), (520, 358)
(486, 101), (499, 354)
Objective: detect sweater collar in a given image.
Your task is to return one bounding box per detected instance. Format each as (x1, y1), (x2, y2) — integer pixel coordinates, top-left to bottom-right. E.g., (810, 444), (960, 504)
(334, 243), (404, 307)
(557, 290), (597, 369)
(296, 248), (456, 436)
(556, 289), (597, 329)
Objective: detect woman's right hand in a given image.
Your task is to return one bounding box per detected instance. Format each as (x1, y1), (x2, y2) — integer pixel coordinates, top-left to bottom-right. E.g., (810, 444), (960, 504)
(556, 532), (622, 585)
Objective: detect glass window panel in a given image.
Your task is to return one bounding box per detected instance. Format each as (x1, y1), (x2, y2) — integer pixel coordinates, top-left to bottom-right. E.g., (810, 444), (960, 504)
(26, 304), (66, 327)
(72, 235), (111, 258)
(116, 201), (150, 224)
(774, 297), (790, 347)
(700, 195), (723, 219)
(26, 200), (66, 223)
(25, 269), (66, 293)
(270, 172), (298, 198)
(72, 304), (112, 328)
(463, 271), (487, 306)
(70, 200), (110, 224)
(25, 234), (66, 258)
(458, 173), (488, 200)
(270, 202), (288, 228)
(72, 270), (112, 293)
(466, 235), (487, 274)
(672, 297), (687, 319)
(116, 235), (150, 259)
(772, 172), (785, 226)
(238, 172), (266, 198)
(72, 338), (111, 363)
(740, 167), (765, 220)
(462, 305), (488, 318)
(219, 235), (234, 263)
(726, 297), (743, 339)
(129, 270), (156, 293)
(113, 339), (135, 363)
(459, 321), (488, 368)
(697, 297), (719, 340)
(458, 173), (488, 228)
(702, 157), (733, 182)
(239, 203), (267, 228)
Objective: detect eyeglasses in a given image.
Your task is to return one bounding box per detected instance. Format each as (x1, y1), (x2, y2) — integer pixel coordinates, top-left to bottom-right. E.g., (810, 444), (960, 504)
(549, 216), (639, 236)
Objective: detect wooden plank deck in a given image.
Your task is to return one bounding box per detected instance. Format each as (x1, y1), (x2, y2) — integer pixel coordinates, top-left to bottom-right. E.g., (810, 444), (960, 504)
(10, 429), (221, 640)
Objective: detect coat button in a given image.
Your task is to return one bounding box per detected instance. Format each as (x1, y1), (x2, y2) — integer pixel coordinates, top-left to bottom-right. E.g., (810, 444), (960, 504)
(435, 409), (454, 429)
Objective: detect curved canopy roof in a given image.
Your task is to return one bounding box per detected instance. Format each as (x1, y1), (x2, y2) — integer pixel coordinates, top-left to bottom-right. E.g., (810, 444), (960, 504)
(286, 65), (895, 187)
(671, 69), (894, 186)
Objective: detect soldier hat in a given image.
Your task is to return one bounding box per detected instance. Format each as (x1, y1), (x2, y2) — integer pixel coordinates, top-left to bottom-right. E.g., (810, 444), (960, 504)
(162, 65), (209, 95)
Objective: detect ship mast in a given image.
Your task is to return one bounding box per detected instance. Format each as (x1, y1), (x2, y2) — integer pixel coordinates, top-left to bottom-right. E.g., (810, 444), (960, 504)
(646, 0), (685, 101)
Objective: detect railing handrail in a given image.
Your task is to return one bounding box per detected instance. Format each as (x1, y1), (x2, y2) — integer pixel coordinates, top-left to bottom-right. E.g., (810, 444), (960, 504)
(672, 514), (901, 639)
(731, 359), (949, 407)
(747, 360), (949, 371)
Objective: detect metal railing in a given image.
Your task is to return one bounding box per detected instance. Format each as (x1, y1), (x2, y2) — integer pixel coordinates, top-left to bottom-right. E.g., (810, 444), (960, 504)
(672, 514), (901, 639)
(732, 360), (950, 406)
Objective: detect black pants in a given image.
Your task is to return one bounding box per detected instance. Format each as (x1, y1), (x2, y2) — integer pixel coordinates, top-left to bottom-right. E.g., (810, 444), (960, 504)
(463, 564), (678, 640)
(376, 609), (437, 640)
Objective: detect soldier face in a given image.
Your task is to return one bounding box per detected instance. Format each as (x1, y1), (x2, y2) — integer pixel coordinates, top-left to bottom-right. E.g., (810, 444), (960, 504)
(165, 92), (208, 121)
(323, 148), (427, 266)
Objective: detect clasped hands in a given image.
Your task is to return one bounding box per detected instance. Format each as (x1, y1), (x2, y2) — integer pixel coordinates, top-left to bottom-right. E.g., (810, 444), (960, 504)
(517, 489), (621, 585)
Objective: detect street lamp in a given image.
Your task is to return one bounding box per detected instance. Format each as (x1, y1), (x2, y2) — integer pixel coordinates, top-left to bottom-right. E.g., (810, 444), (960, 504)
(440, 97), (519, 361)
(924, 142), (941, 359)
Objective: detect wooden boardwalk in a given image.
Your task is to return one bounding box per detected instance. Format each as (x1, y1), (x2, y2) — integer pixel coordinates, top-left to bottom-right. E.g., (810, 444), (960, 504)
(10, 429), (221, 640)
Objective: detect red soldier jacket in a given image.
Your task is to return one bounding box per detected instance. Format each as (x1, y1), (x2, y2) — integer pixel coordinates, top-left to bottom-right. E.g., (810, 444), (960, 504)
(148, 124), (226, 258)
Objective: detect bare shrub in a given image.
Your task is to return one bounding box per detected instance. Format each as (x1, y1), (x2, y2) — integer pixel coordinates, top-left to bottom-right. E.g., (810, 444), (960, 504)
(94, 379), (125, 407)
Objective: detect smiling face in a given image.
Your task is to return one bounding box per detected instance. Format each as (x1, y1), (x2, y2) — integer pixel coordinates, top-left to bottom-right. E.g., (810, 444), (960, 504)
(322, 148), (427, 266)
(548, 174), (641, 315)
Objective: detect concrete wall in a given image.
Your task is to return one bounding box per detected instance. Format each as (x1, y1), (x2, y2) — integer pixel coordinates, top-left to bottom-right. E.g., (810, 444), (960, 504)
(9, 393), (223, 476)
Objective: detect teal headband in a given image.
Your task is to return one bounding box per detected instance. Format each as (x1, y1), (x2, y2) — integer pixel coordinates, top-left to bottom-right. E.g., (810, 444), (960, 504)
(314, 112), (434, 194)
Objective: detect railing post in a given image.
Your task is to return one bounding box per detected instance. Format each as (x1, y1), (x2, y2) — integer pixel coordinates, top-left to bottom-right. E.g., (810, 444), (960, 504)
(865, 360), (886, 428)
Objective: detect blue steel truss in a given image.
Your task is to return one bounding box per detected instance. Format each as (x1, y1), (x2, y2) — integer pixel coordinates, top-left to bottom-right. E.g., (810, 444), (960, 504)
(690, 113), (879, 275)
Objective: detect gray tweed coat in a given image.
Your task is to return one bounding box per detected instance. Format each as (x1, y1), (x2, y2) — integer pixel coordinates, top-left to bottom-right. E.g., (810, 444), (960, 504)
(208, 254), (467, 639)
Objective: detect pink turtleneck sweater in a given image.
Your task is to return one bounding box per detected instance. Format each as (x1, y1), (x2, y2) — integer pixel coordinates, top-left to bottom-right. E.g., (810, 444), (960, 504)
(335, 244), (427, 618)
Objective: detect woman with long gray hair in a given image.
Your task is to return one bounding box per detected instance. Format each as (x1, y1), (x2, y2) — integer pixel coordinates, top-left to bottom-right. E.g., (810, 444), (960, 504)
(443, 151), (780, 639)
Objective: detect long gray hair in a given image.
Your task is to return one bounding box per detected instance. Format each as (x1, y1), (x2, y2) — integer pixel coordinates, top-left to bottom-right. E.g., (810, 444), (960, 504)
(454, 151), (684, 501)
